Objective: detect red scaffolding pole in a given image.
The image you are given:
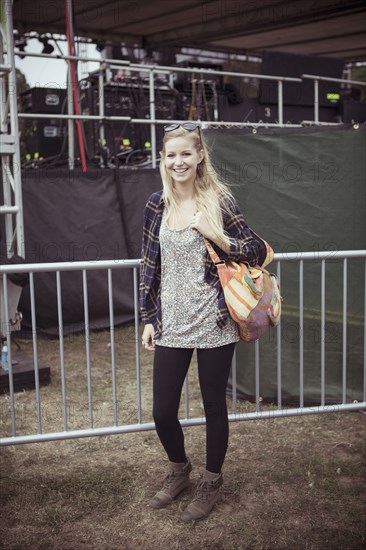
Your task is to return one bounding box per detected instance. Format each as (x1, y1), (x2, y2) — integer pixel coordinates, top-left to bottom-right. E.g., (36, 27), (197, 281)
(65, 0), (87, 172)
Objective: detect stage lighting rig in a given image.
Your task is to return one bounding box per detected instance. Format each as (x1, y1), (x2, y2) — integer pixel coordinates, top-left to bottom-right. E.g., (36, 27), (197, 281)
(15, 38), (27, 59)
(39, 36), (55, 55)
(96, 40), (106, 53)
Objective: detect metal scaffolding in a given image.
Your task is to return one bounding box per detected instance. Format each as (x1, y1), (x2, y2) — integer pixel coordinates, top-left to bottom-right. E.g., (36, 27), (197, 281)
(0, 0), (24, 259)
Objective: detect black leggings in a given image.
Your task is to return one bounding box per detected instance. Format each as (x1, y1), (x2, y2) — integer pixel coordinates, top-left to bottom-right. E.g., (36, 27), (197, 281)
(152, 343), (235, 474)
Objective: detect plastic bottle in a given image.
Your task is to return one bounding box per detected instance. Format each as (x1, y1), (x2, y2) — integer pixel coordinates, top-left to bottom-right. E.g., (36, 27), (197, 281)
(1, 341), (8, 371)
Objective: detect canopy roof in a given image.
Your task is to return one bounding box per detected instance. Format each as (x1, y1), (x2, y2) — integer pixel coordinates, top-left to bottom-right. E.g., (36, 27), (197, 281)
(13, 0), (366, 62)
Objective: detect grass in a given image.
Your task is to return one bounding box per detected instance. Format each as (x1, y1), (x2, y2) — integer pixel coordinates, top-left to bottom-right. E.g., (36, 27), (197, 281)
(0, 325), (365, 550)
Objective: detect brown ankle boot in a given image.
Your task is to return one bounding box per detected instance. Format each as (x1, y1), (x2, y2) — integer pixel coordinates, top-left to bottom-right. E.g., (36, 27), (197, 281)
(181, 469), (223, 522)
(149, 458), (192, 509)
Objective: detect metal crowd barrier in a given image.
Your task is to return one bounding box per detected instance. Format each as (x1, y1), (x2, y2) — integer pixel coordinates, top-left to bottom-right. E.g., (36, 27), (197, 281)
(0, 250), (365, 446)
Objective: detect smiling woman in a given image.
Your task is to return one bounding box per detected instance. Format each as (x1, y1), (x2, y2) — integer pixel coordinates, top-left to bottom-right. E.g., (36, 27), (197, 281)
(138, 122), (262, 522)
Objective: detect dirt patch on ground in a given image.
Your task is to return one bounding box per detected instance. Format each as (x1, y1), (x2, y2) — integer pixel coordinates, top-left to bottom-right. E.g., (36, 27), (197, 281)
(0, 327), (365, 550)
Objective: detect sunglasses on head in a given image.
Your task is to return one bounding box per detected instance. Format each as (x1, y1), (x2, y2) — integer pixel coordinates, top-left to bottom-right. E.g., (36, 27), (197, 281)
(164, 122), (201, 133)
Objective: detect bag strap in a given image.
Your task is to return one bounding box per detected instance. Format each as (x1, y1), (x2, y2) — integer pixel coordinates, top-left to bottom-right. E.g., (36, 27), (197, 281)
(205, 231), (273, 270)
(204, 238), (226, 266)
(204, 238), (272, 277)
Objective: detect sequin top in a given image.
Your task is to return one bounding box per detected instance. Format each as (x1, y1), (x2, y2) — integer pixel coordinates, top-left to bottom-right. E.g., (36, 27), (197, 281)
(155, 210), (239, 349)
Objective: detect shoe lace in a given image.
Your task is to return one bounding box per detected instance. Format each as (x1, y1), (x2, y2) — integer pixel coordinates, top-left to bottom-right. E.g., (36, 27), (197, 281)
(162, 471), (178, 489)
(192, 480), (210, 503)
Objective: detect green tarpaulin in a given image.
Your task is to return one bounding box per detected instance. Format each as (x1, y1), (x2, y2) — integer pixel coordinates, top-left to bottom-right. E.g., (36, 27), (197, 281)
(205, 125), (366, 404)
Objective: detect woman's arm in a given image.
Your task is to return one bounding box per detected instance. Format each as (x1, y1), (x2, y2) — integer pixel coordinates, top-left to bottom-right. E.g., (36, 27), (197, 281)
(191, 199), (262, 266)
(221, 199), (261, 266)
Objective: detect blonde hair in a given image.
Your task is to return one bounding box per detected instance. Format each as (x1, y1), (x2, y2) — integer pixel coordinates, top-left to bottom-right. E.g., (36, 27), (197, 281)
(159, 126), (235, 246)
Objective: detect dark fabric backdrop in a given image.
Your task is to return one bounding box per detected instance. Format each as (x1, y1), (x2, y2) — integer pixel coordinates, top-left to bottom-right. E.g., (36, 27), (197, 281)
(3, 167), (161, 336)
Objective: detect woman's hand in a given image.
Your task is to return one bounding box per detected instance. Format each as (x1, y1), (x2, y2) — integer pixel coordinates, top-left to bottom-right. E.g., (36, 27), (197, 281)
(189, 211), (231, 253)
(189, 211), (215, 240)
(141, 323), (155, 351)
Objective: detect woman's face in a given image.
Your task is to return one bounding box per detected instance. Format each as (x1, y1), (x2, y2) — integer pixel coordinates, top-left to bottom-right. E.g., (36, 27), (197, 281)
(163, 136), (204, 186)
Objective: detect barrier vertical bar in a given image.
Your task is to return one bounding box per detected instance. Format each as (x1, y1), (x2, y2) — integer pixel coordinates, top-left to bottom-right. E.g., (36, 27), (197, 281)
(232, 347), (237, 414)
(2, 274), (16, 436)
(29, 272), (42, 433)
(321, 260), (326, 406)
(108, 268), (118, 426)
(342, 259), (347, 404)
(82, 270), (93, 428)
(133, 267), (142, 423)
(184, 375), (189, 419)
(276, 261), (282, 409)
(255, 340), (260, 413)
(314, 79), (319, 124)
(56, 271), (68, 431)
(299, 260), (304, 408)
(277, 80), (283, 125)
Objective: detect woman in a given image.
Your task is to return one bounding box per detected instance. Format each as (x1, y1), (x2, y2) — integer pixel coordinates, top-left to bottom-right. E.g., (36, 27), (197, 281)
(139, 122), (262, 521)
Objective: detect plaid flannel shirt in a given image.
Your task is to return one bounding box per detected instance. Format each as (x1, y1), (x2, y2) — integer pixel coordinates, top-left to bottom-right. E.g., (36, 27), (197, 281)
(139, 190), (262, 339)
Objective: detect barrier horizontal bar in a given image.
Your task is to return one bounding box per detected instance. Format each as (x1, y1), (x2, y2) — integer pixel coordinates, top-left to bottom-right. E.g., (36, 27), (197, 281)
(1, 250), (365, 275)
(302, 74), (366, 86)
(1, 402), (364, 446)
(0, 259), (141, 274)
(273, 250), (366, 261)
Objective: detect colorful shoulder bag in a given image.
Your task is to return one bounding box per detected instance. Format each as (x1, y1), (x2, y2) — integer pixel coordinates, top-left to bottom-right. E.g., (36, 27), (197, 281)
(204, 233), (282, 343)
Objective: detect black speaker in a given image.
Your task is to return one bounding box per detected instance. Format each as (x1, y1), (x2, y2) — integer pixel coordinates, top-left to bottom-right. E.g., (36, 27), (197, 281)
(21, 87), (67, 114)
(175, 61), (224, 93)
(218, 95), (259, 123)
(342, 101), (366, 123)
(256, 104), (341, 124)
(24, 119), (66, 158)
(131, 87), (177, 148)
(259, 51), (344, 107)
(81, 81), (178, 155)
(175, 90), (218, 122)
(81, 83), (135, 157)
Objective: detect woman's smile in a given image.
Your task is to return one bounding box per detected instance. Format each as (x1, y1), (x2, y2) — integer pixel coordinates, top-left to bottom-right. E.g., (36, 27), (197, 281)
(173, 167), (189, 173)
